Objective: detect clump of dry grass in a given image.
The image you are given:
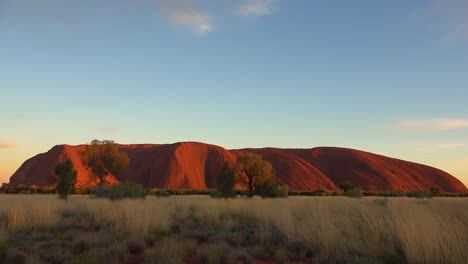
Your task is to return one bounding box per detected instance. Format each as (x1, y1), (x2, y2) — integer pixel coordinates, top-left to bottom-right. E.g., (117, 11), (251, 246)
(0, 195), (467, 263)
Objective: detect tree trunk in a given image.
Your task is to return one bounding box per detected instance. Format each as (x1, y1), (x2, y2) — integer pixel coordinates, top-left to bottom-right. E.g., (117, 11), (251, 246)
(248, 176), (254, 198)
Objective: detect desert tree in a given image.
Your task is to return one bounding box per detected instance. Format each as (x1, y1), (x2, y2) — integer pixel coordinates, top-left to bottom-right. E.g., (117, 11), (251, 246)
(216, 162), (236, 198)
(235, 153), (276, 198)
(55, 158), (77, 200)
(81, 140), (130, 186)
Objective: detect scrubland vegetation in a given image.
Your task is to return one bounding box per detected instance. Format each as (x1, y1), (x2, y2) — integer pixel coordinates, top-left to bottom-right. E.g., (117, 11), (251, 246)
(1, 195), (467, 264)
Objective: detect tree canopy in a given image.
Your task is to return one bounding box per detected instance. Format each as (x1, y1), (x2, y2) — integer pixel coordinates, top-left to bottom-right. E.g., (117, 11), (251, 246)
(216, 162), (236, 198)
(81, 140), (129, 185)
(55, 158), (77, 200)
(235, 153), (276, 197)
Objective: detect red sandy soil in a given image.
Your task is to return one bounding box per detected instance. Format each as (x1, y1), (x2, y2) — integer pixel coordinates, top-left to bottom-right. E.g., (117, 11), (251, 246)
(8, 142), (468, 192)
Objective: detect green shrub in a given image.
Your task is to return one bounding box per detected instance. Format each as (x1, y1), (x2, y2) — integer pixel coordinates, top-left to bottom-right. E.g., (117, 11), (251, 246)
(55, 158), (78, 200)
(93, 185), (108, 198)
(210, 190), (235, 198)
(216, 162), (236, 198)
(261, 185), (289, 198)
(93, 182), (147, 200)
(107, 182), (147, 200)
(363, 191), (379, 196)
(156, 189), (170, 197)
(167, 189), (213, 195)
(407, 190), (432, 198)
(310, 189), (328, 196)
(345, 187), (363, 198)
(379, 191), (406, 197)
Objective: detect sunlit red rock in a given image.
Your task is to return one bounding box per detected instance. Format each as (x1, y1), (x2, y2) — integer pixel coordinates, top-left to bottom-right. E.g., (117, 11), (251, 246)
(9, 142), (467, 192)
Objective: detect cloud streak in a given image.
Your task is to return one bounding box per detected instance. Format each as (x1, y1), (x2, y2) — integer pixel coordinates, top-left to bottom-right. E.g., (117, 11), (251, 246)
(235, 0), (275, 17)
(398, 119), (468, 132)
(168, 7), (213, 35)
(434, 143), (465, 149)
(422, 0), (468, 42)
(0, 140), (18, 149)
(1, 0), (215, 36)
(1, 0), (279, 36)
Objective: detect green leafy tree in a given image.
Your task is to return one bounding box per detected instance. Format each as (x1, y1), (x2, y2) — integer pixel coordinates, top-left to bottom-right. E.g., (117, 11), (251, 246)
(81, 140), (130, 186)
(216, 162), (236, 198)
(235, 153), (276, 198)
(55, 158), (78, 200)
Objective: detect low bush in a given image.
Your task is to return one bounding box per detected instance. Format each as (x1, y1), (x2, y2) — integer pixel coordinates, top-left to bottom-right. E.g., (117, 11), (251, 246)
(148, 189), (170, 197)
(156, 189), (171, 197)
(210, 191), (235, 198)
(363, 191), (379, 196)
(407, 190), (432, 198)
(345, 188), (363, 198)
(379, 191), (406, 197)
(290, 189), (332, 196)
(93, 182), (147, 200)
(168, 189), (213, 195)
(261, 185), (289, 198)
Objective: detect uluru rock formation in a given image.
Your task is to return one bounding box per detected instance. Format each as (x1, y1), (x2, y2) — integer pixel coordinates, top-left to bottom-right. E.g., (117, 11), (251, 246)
(9, 142), (468, 192)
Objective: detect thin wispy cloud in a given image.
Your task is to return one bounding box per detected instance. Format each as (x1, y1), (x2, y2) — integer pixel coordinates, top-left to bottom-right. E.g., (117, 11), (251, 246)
(235, 0), (275, 17)
(398, 119), (468, 132)
(434, 143), (465, 149)
(0, 0), (215, 36)
(168, 7), (213, 35)
(1, 0), (279, 36)
(0, 140), (18, 149)
(422, 0), (468, 42)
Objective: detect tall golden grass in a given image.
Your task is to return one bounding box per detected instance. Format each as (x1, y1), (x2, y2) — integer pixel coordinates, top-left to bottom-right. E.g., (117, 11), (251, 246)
(1, 195), (467, 263)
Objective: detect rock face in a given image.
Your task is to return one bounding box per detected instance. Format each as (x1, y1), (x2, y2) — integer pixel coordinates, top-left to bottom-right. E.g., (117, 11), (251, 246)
(9, 142), (468, 192)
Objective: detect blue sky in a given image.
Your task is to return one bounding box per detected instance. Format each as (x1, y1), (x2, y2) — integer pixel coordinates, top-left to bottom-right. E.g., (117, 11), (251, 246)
(1, 0), (467, 186)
